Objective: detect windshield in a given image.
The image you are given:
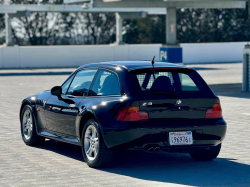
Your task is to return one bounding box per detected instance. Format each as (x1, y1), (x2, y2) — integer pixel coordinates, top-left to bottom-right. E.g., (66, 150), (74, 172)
(133, 69), (211, 94)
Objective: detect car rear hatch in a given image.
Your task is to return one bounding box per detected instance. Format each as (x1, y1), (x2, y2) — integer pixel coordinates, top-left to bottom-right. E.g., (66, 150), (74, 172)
(130, 67), (218, 120)
(140, 96), (215, 119)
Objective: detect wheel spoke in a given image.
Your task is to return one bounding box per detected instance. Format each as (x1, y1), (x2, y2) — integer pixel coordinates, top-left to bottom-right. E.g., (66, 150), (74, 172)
(86, 147), (91, 154)
(27, 128), (31, 136)
(89, 147), (93, 156)
(23, 123), (28, 131)
(94, 140), (98, 148)
(26, 113), (30, 120)
(94, 128), (98, 139)
(86, 134), (91, 142)
(91, 126), (95, 137)
(93, 147), (97, 157)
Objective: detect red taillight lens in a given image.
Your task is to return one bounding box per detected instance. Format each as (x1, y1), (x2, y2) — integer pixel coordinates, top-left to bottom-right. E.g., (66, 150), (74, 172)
(205, 103), (222, 118)
(116, 106), (149, 121)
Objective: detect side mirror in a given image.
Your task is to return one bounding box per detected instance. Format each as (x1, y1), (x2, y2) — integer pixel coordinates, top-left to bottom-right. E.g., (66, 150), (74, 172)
(51, 86), (62, 99)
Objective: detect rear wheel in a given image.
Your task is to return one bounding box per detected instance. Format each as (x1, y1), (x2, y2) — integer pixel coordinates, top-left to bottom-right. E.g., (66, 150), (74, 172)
(82, 119), (114, 168)
(189, 144), (221, 161)
(20, 105), (45, 146)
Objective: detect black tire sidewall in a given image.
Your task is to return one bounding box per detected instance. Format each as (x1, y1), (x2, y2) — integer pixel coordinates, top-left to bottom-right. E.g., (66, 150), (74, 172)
(190, 143), (221, 161)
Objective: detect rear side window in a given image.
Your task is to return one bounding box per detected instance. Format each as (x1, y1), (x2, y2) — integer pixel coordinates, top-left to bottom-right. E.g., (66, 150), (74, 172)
(133, 69), (209, 93)
(89, 70), (120, 96)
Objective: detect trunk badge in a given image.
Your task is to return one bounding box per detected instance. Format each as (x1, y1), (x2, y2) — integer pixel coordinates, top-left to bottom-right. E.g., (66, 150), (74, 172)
(176, 100), (182, 105)
(142, 102), (153, 106)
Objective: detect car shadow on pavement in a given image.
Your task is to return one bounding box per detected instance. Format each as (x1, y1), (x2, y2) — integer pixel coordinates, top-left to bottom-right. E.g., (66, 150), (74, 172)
(102, 150), (250, 187)
(35, 140), (250, 186)
(35, 140), (84, 162)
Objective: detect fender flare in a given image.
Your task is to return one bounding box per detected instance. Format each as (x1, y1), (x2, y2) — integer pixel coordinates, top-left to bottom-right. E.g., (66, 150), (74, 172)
(76, 109), (106, 146)
(20, 97), (40, 134)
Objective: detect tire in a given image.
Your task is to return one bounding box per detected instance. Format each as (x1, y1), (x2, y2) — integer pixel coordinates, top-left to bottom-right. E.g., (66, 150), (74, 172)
(20, 105), (45, 146)
(189, 144), (221, 161)
(81, 119), (114, 168)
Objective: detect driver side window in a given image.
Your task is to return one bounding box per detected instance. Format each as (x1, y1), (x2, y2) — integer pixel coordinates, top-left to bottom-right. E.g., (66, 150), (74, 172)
(66, 69), (97, 96)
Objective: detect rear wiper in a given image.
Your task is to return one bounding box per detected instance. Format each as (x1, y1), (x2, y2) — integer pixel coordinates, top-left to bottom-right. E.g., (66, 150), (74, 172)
(147, 91), (177, 97)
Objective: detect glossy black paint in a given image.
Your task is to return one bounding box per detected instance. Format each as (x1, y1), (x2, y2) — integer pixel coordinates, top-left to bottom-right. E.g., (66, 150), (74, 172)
(20, 61), (227, 152)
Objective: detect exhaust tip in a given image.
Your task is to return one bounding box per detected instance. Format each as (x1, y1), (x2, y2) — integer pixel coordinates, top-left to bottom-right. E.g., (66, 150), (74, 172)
(147, 147), (154, 153)
(154, 147), (160, 152)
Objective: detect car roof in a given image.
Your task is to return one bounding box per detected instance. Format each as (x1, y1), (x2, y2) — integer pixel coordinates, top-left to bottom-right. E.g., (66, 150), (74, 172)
(78, 61), (188, 71)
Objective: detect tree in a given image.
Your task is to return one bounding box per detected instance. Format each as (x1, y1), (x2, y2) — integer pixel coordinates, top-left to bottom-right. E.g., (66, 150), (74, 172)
(177, 8), (250, 43)
(6, 0), (116, 45)
(123, 15), (165, 44)
(123, 8), (250, 44)
(75, 12), (116, 45)
(9, 0), (73, 45)
(1, 0), (250, 45)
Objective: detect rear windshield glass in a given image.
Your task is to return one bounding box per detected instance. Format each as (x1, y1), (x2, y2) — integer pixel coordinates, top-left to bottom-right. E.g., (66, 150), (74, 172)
(133, 69), (210, 93)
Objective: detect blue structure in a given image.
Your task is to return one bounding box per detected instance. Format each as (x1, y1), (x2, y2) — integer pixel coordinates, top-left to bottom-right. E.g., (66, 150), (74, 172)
(159, 47), (182, 63)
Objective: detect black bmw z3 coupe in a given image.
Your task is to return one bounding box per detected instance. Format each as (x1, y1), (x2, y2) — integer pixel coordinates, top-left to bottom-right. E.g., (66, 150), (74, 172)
(20, 61), (226, 168)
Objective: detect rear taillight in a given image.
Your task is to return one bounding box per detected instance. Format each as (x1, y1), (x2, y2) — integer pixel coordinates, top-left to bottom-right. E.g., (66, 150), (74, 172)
(116, 106), (149, 121)
(205, 103), (222, 118)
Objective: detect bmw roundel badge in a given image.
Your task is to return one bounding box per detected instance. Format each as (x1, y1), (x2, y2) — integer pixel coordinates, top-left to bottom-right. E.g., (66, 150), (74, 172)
(176, 100), (182, 105)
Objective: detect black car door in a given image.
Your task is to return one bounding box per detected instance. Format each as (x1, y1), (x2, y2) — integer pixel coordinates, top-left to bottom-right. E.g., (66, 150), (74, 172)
(44, 69), (98, 136)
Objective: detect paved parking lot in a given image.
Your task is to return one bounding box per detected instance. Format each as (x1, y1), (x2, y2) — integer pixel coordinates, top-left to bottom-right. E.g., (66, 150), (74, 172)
(0, 63), (249, 187)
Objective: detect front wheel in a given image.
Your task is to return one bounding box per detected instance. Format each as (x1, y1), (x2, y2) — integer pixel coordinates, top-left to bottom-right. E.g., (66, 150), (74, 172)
(189, 144), (221, 161)
(20, 105), (45, 145)
(82, 119), (114, 168)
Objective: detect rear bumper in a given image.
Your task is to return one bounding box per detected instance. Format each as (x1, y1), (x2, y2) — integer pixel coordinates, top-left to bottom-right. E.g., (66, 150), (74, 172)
(101, 118), (227, 150)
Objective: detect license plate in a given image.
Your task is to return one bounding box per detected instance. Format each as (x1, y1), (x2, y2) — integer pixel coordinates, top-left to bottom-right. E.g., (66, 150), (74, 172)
(169, 131), (193, 145)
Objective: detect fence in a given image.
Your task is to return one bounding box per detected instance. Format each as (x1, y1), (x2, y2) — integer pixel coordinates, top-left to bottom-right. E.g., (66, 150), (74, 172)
(0, 42), (248, 69)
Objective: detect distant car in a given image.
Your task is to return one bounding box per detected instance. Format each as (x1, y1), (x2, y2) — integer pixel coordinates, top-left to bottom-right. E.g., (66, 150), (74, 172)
(20, 61), (226, 168)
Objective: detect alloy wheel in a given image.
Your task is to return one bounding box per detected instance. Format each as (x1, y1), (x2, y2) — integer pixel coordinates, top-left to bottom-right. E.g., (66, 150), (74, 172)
(84, 125), (99, 161)
(22, 110), (33, 140)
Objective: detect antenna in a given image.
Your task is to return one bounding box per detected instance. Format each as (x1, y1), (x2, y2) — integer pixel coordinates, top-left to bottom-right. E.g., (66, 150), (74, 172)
(151, 56), (155, 67)
(151, 56), (156, 79)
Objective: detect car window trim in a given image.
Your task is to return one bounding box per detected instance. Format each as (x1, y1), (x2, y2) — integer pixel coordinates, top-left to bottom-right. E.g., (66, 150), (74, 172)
(86, 69), (100, 97)
(87, 68), (122, 97)
(61, 73), (76, 95)
(65, 68), (98, 97)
